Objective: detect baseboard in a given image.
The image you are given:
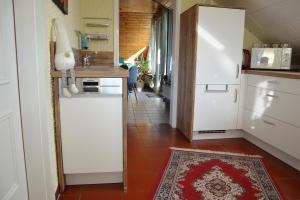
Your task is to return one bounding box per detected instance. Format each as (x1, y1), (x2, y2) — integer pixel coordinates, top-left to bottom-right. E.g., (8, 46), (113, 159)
(192, 129), (244, 140)
(55, 185), (60, 200)
(66, 172), (123, 185)
(244, 132), (300, 171)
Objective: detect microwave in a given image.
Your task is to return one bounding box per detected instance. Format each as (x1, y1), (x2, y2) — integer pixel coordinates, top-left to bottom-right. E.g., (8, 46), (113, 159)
(250, 48), (292, 70)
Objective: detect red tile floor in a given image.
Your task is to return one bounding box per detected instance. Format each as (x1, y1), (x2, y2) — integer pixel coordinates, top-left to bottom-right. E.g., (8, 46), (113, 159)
(59, 124), (300, 200)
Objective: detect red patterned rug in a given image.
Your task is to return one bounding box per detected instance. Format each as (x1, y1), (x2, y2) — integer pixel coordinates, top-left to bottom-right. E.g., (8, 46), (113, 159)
(153, 148), (283, 200)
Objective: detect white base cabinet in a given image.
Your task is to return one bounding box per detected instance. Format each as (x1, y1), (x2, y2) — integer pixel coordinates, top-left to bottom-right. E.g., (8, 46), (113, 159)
(243, 74), (300, 162)
(243, 110), (300, 160)
(60, 96), (123, 175)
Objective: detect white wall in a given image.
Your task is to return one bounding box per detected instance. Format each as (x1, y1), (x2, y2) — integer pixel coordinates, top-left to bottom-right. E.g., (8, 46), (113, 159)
(44, 0), (82, 197)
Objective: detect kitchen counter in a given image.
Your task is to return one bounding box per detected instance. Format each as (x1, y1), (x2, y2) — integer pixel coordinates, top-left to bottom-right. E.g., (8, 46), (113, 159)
(243, 69), (300, 80)
(51, 65), (129, 191)
(51, 66), (129, 78)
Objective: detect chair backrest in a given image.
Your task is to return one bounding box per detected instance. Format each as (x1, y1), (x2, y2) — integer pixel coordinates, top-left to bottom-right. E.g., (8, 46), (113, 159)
(128, 66), (138, 84)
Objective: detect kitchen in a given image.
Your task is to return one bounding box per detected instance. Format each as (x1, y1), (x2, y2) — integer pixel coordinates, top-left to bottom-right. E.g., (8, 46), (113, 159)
(55, 1), (300, 199)
(1, 0), (300, 200)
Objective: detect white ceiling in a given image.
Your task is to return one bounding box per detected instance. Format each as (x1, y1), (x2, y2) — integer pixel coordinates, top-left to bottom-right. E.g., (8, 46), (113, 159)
(215, 0), (300, 54)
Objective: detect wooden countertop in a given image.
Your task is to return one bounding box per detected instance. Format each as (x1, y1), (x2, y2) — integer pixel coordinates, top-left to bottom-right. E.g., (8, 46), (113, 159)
(51, 66), (129, 78)
(243, 69), (300, 80)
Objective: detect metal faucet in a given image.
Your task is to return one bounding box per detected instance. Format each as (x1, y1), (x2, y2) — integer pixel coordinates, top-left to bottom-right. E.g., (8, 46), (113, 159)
(82, 54), (91, 67)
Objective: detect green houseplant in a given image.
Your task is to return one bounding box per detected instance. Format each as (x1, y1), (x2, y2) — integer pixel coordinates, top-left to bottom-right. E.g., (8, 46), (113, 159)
(136, 54), (150, 92)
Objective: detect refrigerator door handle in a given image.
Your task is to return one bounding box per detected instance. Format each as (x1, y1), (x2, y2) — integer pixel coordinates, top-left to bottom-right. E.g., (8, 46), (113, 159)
(236, 64), (240, 79)
(205, 84), (229, 92)
(234, 89), (238, 103)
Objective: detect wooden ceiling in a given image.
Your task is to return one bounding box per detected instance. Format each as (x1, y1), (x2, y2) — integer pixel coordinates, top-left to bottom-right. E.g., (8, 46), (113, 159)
(120, 0), (173, 13)
(120, 0), (160, 13)
(154, 0), (173, 9)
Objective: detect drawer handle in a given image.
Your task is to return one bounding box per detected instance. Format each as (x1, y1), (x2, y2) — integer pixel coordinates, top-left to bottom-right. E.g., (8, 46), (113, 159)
(234, 89), (238, 103)
(267, 80), (279, 84)
(266, 94), (278, 98)
(205, 84), (229, 92)
(263, 120), (276, 126)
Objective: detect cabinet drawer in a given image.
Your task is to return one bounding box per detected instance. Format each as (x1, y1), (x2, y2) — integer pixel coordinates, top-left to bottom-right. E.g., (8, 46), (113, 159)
(245, 86), (300, 127)
(247, 74), (300, 95)
(193, 85), (239, 131)
(243, 110), (300, 160)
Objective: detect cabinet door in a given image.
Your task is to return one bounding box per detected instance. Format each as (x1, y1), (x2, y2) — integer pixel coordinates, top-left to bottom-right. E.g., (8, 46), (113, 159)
(195, 6), (245, 85)
(193, 85), (240, 131)
(60, 96), (123, 174)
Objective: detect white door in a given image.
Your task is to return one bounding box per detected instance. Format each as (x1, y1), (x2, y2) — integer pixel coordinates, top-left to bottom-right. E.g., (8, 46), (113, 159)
(193, 85), (240, 131)
(195, 6), (245, 85)
(0, 0), (28, 199)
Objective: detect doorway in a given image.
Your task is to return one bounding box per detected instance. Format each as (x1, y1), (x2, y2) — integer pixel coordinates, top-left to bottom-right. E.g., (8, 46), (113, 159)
(119, 0), (174, 125)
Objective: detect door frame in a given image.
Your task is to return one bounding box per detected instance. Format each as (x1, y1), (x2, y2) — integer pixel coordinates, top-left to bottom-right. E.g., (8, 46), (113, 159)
(13, 0), (57, 199)
(116, 0), (181, 128)
(170, 0), (181, 127)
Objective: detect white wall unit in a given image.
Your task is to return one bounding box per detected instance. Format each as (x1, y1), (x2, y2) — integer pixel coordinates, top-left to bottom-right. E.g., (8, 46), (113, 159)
(193, 6), (245, 133)
(193, 85), (240, 131)
(60, 96), (123, 175)
(177, 5), (245, 140)
(195, 6), (245, 85)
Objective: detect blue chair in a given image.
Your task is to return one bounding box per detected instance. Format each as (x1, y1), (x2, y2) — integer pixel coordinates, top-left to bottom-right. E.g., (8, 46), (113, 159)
(128, 66), (138, 101)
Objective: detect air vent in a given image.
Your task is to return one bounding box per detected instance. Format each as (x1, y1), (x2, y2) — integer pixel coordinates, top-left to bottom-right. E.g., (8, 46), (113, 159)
(198, 130), (226, 134)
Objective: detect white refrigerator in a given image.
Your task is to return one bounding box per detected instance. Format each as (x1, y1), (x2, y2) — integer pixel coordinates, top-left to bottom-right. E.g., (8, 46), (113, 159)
(193, 6), (245, 131)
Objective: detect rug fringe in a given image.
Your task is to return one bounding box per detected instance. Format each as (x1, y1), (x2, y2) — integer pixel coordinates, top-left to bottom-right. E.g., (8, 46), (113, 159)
(170, 147), (263, 158)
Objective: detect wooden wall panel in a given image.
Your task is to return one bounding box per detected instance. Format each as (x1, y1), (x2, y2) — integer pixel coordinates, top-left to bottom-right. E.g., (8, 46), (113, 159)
(176, 5), (199, 141)
(120, 12), (155, 59)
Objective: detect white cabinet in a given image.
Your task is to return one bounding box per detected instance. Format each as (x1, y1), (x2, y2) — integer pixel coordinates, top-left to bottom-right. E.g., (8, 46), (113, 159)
(243, 74), (300, 161)
(60, 96), (123, 174)
(195, 7), (245, 85)
(247, 74), (300, 95)
(177, 6), (245, 140)
(245, 86), (300, 127)
(193, 85), (240, 131)
(243, 110), (300, 160)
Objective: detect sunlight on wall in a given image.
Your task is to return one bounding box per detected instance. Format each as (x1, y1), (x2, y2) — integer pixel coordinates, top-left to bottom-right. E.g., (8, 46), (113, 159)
(126, 47), (147, 64)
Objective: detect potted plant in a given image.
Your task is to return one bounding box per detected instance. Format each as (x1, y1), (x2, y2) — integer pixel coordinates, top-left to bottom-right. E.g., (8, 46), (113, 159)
(136, 54), (150, 92)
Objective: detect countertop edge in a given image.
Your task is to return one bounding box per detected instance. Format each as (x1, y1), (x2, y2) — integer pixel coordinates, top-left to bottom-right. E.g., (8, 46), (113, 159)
(51, 67), (129, 78)
(242, 70), (300, 80)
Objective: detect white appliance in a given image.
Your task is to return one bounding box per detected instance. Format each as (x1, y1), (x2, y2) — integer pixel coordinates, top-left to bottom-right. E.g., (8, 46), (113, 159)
(194, 6), (245, 131)
(59, 78), (123, 185)
(250, 48), (292, 70)
(177, 6), (245, 140)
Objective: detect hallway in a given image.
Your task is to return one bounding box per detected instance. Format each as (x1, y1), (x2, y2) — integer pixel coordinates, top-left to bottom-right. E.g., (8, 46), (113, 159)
(59, 124), (300, 200)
